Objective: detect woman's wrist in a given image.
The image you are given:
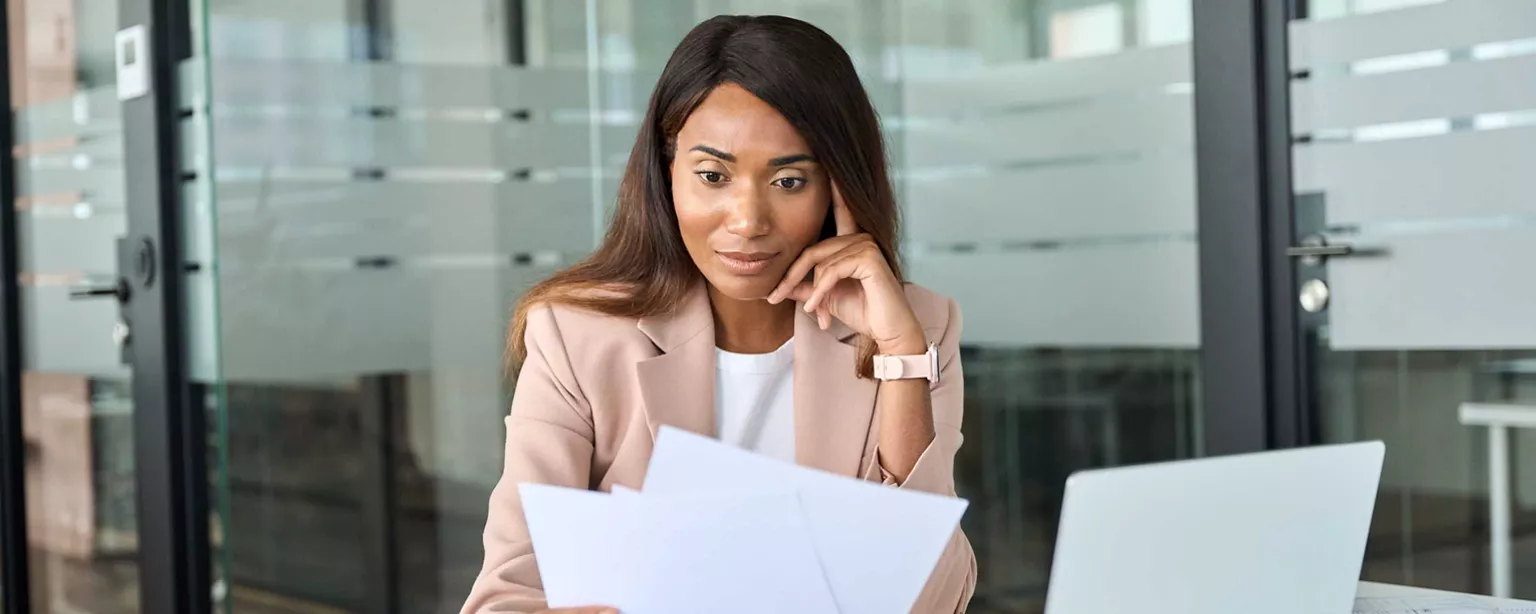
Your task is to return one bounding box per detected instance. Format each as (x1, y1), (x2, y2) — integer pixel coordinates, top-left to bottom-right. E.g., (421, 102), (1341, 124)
(876, 326), (928, 355)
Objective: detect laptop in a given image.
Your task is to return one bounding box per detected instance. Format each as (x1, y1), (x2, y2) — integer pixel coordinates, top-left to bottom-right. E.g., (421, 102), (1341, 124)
(1043, 441), (1385, 614)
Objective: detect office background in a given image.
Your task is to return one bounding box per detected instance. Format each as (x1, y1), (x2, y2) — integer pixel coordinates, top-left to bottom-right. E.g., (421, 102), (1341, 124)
(1, 0), (1534, 613)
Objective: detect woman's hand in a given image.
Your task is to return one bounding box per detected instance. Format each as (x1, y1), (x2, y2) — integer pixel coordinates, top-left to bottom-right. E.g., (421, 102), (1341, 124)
(533, 607), (617, 614)
(766, 185), (926, 355)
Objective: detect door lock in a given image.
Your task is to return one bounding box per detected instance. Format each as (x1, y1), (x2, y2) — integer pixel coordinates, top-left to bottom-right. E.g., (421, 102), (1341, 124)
(1299, 279), (1331, 313)
(112, 320), (132, 348)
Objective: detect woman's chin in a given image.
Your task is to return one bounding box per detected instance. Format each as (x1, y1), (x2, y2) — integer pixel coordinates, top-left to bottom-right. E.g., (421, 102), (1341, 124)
(701, 272), (778, 302)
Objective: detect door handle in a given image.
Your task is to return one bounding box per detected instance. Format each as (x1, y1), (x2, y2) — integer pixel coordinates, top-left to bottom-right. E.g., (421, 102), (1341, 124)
(1286, 235), (1352, 266)
(68, 278), (130, 302)
(1285, 244), (1352, 258)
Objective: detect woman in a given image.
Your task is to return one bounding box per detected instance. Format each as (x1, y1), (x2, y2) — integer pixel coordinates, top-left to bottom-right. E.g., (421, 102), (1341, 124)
(461, 15), (975, 614)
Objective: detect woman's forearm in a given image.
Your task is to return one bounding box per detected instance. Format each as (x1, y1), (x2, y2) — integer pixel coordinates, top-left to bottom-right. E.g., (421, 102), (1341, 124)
(873, 337), (936, 482)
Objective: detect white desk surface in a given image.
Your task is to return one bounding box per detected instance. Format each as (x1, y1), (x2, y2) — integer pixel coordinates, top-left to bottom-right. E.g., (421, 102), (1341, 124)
(1359, 581), (1536, 609)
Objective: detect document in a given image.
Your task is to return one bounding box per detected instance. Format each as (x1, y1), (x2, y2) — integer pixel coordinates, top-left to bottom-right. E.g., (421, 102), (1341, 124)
(520, 484), (838, 614)
(522, 426), (968, 614)
(643, 426), (969, 614)
(520, 485), (637, 609)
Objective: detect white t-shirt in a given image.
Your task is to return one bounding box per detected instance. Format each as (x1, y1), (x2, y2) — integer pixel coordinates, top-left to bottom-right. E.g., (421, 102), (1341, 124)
(714, 339), (795, 463)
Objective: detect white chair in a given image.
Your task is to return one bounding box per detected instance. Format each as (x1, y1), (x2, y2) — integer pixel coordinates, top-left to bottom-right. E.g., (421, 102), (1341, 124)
(1458, 403), (1536, 598)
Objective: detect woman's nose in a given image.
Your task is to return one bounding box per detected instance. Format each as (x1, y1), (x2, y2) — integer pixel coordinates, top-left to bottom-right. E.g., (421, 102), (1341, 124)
(723, 188), (771, 238)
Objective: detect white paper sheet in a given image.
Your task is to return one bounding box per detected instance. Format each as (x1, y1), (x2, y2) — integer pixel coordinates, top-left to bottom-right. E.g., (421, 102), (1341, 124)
(642, 426), (969, 614)
(520, 483), (839, 614)
(520, 485), (637, 609)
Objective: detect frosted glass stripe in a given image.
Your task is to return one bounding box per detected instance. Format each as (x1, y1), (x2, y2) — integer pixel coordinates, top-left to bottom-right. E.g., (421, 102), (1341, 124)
(192, 116), (620, 169)
(1329, 227), (1536, 349)
(201, 179), (600, 261)
(904, 44), (1190, 115)
(905, 156), (1195, 243)
(23, 285), (122, 375)
(13, 134), (123, 163)
(1294, 125), (1536, 224)
(1290, 0), (1536, 68)
(178, 58), (904, 120)
(12, 88), (121, 145)
(906, 242), (1199, 348)
(208, 266), (555, 381)
(14, 168), (124, 200)
(904, 93), (1191, 167)
(183, 59), (596, 111)
(1292, 54), (1536, 132)
(20, 213), (123, 274)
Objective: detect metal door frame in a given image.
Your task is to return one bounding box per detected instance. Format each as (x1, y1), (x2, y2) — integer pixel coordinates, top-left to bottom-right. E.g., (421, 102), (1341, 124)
(0, 2), (28, 608)
(119, 0), (213, 611)
(1192, 0), (1305, 454)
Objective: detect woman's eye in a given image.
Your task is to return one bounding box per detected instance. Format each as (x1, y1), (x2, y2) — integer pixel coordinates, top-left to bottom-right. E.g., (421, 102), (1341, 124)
(696, 171), (726, 184)
(774, 177), (806, 190)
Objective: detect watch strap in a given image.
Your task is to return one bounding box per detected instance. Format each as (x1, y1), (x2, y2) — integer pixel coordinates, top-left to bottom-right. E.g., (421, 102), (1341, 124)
(872, 343), (939, 383)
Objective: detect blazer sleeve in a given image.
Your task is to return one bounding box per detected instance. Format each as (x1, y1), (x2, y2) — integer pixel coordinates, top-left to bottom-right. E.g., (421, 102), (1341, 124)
(461, 306), (596, 614)
(862, 297), (978, 614)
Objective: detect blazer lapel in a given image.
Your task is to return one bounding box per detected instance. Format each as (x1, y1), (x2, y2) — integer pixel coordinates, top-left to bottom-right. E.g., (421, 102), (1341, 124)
(794, 307), (878, 476)
(635, 286), (878, 476)
(636, 286), (716, 440)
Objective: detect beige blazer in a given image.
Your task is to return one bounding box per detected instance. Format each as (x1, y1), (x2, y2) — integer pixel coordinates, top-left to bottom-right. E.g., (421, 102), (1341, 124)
(461, 283), (977, 614)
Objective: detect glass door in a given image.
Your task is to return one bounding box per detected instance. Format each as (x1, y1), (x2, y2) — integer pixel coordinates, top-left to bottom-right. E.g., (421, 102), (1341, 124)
(8, 0), (142, 611)
(1288, 0), (1536, 599)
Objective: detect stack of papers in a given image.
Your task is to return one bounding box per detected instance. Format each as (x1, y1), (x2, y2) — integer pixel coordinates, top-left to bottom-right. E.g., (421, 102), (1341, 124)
(521, 426), (969, 614)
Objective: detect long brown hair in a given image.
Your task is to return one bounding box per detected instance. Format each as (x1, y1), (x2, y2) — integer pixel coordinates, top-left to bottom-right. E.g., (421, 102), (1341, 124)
(508, 15), (902, 377)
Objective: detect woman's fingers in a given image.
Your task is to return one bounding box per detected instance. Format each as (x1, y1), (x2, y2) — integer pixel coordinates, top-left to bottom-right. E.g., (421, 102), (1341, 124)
(784, 278), (841, 331)
(784, 281), (815, 303)
(767, 234), (867, 303)
(831, 183), (859, 237)
(803, 248), (862, 313)
(536, 607), (618, 614)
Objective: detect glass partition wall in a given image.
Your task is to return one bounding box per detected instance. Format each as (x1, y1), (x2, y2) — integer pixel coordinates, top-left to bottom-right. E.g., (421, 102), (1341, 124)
(181, 1), (1204, 613)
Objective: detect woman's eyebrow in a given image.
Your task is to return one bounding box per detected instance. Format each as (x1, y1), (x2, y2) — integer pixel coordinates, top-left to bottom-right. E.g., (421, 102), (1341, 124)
(687, 145), (813, 167)
(769, 153), (815, 166)
(689, 144), (735, 162)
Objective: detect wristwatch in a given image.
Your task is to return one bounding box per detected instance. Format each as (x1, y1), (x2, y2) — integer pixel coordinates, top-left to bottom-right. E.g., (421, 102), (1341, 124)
(872, 343), (939, 384)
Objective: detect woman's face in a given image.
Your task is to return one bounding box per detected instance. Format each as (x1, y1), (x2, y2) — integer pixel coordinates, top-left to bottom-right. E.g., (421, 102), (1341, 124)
(671, 83), (830, 301)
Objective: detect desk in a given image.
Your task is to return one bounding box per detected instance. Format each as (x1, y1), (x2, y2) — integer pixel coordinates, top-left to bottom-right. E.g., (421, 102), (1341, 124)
(1359, 581), (1536, 609)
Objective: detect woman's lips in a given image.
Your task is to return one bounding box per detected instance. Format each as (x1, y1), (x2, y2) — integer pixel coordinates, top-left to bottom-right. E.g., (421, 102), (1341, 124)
(716, 251), (778, 275)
